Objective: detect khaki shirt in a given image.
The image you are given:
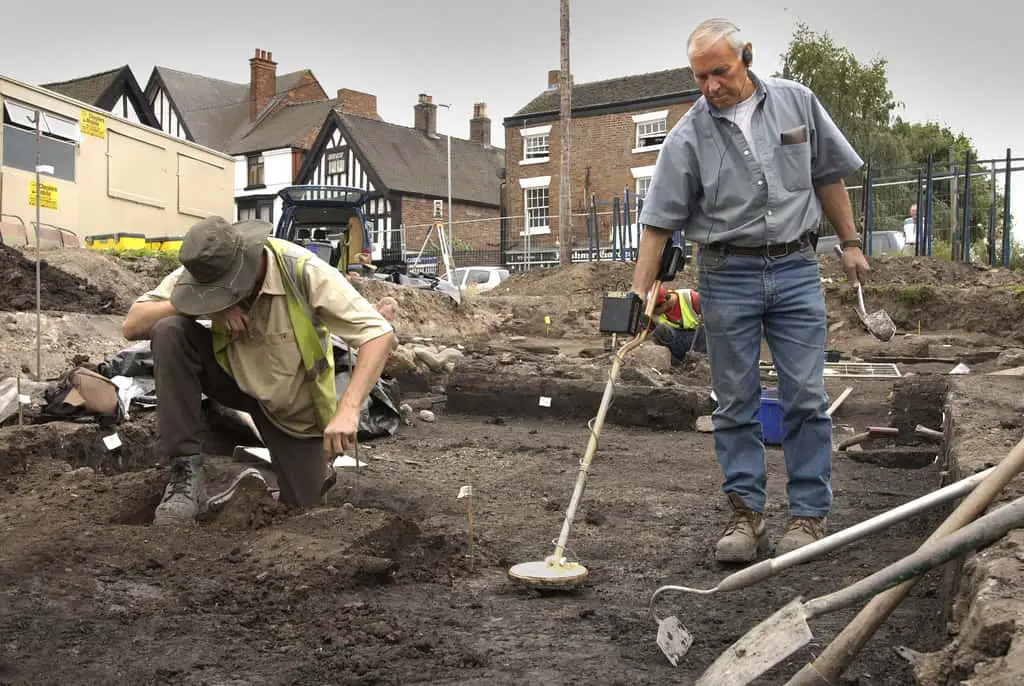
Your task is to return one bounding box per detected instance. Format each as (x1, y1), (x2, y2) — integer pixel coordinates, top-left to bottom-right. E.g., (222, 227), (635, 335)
(137, 246), (394, 438)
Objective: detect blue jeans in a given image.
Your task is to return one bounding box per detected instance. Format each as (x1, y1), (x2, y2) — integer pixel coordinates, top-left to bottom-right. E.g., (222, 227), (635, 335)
(652, 324), (696, 362)
(697, 244), (832, 517)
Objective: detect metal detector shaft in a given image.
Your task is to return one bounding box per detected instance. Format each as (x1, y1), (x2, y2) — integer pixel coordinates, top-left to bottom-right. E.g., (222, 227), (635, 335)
(550, 282), (661, 562)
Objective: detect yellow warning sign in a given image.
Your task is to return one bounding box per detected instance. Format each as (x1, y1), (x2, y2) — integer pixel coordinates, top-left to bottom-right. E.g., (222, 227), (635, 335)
(28, 180), (58, 210)
(79, 110), (106, 138)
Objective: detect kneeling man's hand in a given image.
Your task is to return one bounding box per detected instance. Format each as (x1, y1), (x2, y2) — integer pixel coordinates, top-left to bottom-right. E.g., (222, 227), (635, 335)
(323, 405), (359, 458)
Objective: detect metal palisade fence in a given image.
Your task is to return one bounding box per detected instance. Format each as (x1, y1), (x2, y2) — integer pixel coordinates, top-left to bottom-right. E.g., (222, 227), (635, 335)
(393, 149), (1019, 273)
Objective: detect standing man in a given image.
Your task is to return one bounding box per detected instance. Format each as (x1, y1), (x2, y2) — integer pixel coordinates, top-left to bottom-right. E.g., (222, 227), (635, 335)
(123, 216), (395, 526)
(631, 17), (870, 562)
(649, 286), (703, 365)
(902, 203), (918, 255)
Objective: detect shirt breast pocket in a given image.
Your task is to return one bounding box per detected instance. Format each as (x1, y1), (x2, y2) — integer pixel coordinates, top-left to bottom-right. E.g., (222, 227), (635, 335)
(262, 329), (303, 376)
(775, 141), (813, 192)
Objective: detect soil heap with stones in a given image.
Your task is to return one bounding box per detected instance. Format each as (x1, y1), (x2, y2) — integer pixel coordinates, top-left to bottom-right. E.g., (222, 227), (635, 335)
(0, 244), (121, 314)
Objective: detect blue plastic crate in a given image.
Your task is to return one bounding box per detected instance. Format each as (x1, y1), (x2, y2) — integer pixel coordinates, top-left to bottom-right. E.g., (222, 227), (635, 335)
(758, 387), (784, 445)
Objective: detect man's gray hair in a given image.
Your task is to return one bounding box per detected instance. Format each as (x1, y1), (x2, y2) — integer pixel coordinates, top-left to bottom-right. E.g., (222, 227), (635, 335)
(687, 18), (746, 57)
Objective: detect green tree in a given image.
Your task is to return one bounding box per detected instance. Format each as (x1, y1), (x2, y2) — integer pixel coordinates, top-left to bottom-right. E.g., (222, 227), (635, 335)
(776, 23), (1009, 250)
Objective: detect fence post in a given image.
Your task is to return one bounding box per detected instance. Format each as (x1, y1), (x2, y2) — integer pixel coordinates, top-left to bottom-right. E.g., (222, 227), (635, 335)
(961, 149), (972, 264)
(925, 154), (935, 257)
(989, 160), (998, 267)
(914, 169), (923, 256)
(618, 188), (626, 261)
(591, 193), (600, 260)
(612, 195), (620, 262)
(1002, 148), (1012, 269)
(864, 161), (874, 256)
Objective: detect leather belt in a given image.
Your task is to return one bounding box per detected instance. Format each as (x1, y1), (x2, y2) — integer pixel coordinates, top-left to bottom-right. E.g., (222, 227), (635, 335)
(704, 233), (812, 259)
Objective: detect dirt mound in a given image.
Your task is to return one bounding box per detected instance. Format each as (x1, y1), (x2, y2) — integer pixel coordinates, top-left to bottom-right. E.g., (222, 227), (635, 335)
(488, 261), (657, 297)
(0, 245), (125, 314)
(350, 275), (500, 342)
(820, 253), (1024, 287)
(12, 246), (171, 313)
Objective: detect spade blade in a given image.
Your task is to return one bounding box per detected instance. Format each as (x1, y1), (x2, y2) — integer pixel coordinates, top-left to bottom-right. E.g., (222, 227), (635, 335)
(656, 615), (694, 667)
(695, 599), (814, 686)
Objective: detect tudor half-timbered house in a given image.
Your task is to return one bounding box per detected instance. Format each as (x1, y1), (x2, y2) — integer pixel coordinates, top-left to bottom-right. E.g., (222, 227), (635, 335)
(296, 94), (505, 268)
(141, 49), (334, 224)
(41, 65), (160, 129)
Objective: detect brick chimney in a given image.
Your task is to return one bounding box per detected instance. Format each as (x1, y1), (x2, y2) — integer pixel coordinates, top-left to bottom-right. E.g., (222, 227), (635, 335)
(249, 49), (277, 121)
(414, 93), (438, 139)
(470, 102), (491, 147)
(336, 88), (379, 120)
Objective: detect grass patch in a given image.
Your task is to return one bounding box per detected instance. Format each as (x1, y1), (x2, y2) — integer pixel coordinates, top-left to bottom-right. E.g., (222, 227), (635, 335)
(94, 247), (180, 273)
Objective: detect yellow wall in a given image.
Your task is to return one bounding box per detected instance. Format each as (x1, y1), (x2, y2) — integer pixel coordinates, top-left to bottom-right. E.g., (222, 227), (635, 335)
(0, 75), (234, 243)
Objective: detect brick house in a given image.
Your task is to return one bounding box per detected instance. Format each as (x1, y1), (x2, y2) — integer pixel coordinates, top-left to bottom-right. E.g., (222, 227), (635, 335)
(295, 94), (505, 270)
(503, 67), (700, 254)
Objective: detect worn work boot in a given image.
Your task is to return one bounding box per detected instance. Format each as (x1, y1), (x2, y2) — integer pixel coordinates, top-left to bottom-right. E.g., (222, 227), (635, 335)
(776, 516), (828, 556)
(715, 492), (768, 563)
(153, 455), (206, 527)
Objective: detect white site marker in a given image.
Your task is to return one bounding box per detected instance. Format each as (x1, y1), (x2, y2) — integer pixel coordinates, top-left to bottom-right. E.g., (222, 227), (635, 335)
(103, 433), (122, 451)
(539, 396), (552, 408)
(458, 485), (475, 568)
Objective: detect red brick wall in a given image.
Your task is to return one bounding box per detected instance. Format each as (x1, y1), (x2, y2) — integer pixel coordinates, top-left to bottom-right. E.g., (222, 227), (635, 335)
(401, 196), (502, 255)
(503, 102), (694, 246)
(284, 71), (328, 105)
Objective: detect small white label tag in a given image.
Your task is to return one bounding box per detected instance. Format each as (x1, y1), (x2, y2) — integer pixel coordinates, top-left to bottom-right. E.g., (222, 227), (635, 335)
(457, 485), (473, 499)
(103, 433), (122, 451)
(18, 394), (30, 405)
(538, 396), (552, 407)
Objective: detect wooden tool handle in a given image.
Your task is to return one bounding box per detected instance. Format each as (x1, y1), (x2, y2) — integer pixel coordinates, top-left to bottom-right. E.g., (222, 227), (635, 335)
(788, 437), (1024, 686)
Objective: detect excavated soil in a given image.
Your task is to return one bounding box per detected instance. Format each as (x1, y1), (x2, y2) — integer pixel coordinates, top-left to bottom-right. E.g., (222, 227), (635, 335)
(0, 251), (1022, 684)
(0, 380), (955, 685)
(0, 245), (123, 314)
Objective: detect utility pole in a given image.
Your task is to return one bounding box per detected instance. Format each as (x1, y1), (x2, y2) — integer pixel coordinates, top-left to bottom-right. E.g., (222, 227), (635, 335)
(558, 0), (572, 267)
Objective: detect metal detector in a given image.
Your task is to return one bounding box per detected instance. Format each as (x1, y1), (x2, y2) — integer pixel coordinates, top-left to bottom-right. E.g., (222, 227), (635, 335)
(508, 238), (685, 589)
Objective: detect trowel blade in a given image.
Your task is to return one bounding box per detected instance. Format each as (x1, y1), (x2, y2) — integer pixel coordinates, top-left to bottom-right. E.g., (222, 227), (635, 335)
(656, 615), (694, 667)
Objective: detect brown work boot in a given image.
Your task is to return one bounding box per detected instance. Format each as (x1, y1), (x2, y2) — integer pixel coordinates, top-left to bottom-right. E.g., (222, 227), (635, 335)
(715, 492), (768, 563)
(776, 516), (828, 556)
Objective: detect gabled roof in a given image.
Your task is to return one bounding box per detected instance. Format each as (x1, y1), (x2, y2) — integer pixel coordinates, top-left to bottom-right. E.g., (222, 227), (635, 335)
(509, 67), (700, 120)
(300, 111), (506, 207)
(145, 66), (324, 153)
(229, 98), (340, 156)
(41, 65), (160, 127)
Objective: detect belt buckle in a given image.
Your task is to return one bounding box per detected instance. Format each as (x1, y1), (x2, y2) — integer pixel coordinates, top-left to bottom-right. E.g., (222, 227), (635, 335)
(764, 242), (789, 259)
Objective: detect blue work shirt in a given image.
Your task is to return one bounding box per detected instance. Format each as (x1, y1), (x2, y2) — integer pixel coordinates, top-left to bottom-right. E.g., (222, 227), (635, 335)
(639, 72), (864, 247)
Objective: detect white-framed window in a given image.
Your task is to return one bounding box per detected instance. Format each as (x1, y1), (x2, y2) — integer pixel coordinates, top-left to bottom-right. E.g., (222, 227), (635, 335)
(631, 165), (656, 200)
(326, 149), (347, 180)
(2, 100), (79, 181)
(636, 176), (652, 199)
(524, 187), (550, 235)
(632, 110), (668, 152)
(520, 124), (552, 164)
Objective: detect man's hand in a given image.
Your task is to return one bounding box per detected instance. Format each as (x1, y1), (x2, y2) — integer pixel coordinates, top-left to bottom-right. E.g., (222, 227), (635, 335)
(841, 246), (871, 284)
(210, 305), (249, 336)
(323, 403), (360, 458)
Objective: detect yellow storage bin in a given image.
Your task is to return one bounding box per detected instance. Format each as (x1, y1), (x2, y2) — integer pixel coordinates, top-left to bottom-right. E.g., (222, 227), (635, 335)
(113, 232), (147, 250)
(159, 237), (183, 253)
(86, 233), (116, 250)
(147, 236), (167, 250)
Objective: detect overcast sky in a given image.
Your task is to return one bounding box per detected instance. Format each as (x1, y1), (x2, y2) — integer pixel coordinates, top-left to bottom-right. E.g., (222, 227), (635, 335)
(4, 0), (1020, 232)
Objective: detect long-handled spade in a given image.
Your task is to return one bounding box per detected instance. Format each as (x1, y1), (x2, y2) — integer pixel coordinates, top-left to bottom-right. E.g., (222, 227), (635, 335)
(693, 493), (1024, 686)
(832, 245), (895, 341)
(648, 464), (998, 666)
(509, 239), (684, 590)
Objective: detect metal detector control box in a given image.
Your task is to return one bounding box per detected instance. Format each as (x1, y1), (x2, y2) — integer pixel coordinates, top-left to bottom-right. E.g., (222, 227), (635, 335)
(599, 291), (644, 335)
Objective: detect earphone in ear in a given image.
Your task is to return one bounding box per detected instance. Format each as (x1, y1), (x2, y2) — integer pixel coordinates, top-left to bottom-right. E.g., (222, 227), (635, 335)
(742, 44), (753, 67)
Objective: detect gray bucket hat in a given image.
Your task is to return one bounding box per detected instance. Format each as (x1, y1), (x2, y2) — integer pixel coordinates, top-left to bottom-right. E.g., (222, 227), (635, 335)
(170, 216), (272, 316)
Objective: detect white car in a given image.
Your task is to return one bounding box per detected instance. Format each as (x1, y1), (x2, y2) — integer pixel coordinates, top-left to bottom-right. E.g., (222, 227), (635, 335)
(441, 266), (510, 294)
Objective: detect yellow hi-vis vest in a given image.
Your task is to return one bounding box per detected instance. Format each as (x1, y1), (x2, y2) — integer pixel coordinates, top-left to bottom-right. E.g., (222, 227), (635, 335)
(212, 238), (337, 431)
(655, 288), (700, 331)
